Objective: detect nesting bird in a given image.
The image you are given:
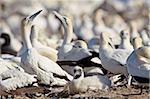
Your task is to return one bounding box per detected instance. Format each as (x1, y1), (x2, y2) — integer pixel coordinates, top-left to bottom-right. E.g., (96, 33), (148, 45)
(127, 37), (150, 85)
(67, 66), (111, 94)
(99, 32), (131, 76)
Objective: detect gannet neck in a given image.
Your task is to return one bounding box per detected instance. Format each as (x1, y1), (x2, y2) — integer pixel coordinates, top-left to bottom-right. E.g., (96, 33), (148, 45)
(62, 18), (73, 46)
(120, 39), (129, 48)
(21, 10), (42, 50)
(121, 36), (130, 47)
(53, 11), (73, 46)
(30, 25), (39, 44)
(99, 32), (114, 51)
(133, 37), (142, 49)
(21, 19), (33, 49)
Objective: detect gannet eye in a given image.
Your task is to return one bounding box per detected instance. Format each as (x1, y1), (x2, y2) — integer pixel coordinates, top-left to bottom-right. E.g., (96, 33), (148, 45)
(63, 17), (67, 22)
(78, 45), (82, 48)
(73, 45), (77, 48)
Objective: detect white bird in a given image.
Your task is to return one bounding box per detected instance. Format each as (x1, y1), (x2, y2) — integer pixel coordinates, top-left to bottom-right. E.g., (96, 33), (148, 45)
(66, 66), (111, 94)
(127, 37), (150, 85)
(18, 16), (58, 62)
(0, 69), (37, 91)
(57, 40), (93, 76)
(99, 32), (131, 76)
(20, 10), (73, 86)
(53, 11), (92, 61)
(53, 11), (73, 60)
(118, 29), (134, 51)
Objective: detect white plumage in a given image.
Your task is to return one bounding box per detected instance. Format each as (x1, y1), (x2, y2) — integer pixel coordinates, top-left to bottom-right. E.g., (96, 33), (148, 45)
(54, 11), (92, 61)
(0, 69), (37, 91)
(118, 30), (133, 51)
(21, 10), (73, 86)
(99, 32), (131, 76)
(53, 11), (74, 60)
(127, 37), (150, 81)
(30, 25), (58, 62)
(68, 66), (111, 94)
(0, 58), (24, 74)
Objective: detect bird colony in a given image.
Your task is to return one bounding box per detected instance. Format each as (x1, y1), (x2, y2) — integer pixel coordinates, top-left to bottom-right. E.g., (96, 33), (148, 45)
(0, 0), (149, 98)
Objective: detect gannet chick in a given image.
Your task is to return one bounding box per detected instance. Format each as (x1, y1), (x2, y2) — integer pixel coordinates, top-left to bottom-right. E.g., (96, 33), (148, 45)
(118, 29), (133, 51)
(67, 66), (111, 94)
(21, 10), (73, 86)
(99, 32), (130, 76)
(127, 37), (150, 85)
(0, 69), (37, 91)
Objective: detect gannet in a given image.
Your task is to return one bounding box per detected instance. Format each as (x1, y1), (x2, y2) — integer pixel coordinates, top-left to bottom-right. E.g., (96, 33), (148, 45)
(127, 37), (150, 86)
(20, 10), (73, 86)
(99, 32), (130, 76)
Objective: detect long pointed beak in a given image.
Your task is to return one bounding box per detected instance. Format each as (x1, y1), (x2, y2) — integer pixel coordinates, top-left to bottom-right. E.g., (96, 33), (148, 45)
(27, 10), (42, 22)
(53, 11), (64, 20)
(53, 11), (66, 26)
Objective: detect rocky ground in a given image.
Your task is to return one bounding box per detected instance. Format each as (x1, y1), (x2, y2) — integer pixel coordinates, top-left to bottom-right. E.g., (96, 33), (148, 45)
(1, 84), (149, 99)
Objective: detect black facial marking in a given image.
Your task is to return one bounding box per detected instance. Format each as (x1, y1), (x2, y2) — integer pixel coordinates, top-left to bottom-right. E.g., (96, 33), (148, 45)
(74, 69), (82, 79)
(74, 74), (81, 79)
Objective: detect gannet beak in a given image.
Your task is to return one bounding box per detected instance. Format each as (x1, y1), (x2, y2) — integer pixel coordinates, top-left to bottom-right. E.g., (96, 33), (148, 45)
(53, 11), (64, 20)
(27, 10), (42, 22)
(53, 11), (66, 26)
